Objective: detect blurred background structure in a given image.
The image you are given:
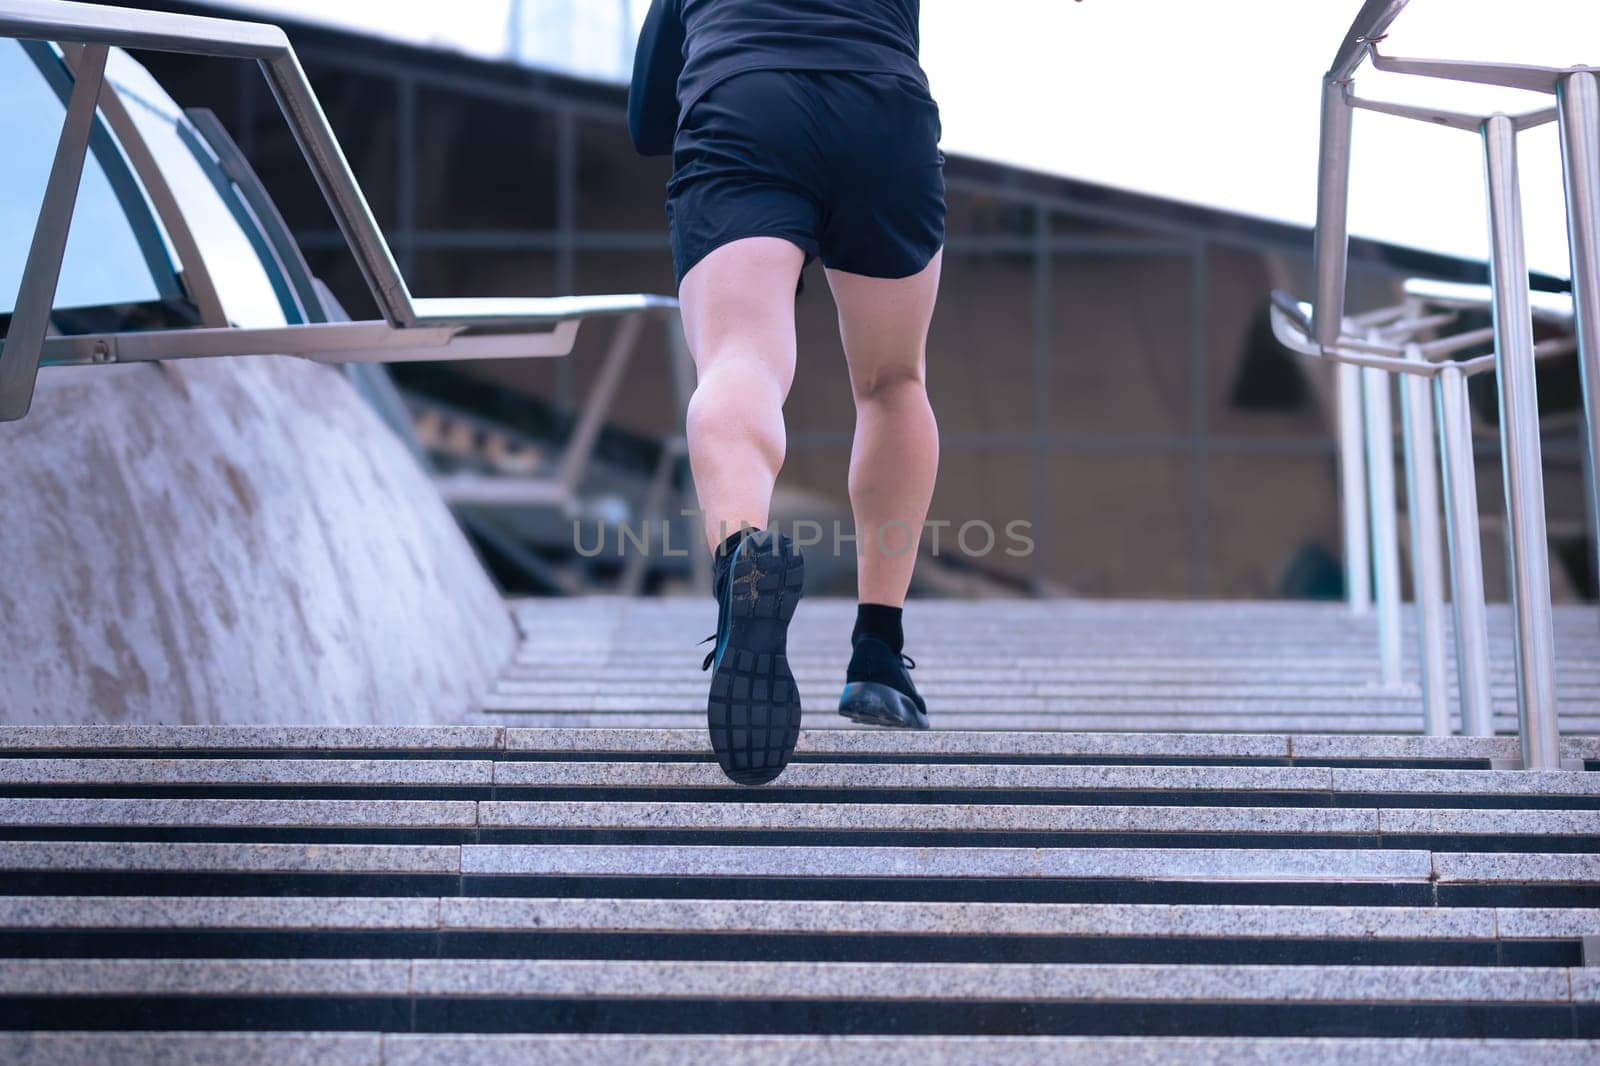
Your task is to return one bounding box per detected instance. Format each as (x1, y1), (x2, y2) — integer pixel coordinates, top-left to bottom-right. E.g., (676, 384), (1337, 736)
(95, 0), (1595, 604)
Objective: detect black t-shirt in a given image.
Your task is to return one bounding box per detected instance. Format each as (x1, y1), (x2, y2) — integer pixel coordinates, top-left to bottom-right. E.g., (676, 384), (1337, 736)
(628, 0), (926, 156)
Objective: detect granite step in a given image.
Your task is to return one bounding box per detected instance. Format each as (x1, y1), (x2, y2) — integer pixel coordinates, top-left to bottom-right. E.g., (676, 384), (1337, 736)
(3, 796), (1597, 836)
(2, 897), (1594, 941)
(2, 958), (1596, 1038)
(0, 760), (494, 787)
(0, 1032), (378, 1066)
(0, 727), (503, 752)
(3, 957), (1591, 1004)
(475, 710), (1600, 735)
(13, 1032), (1600, 1065)
(0, 800), (478, 830)
(2, 844), (1587, 908)
(1, 728), (1594, 764)
(12, 839), (1594, 887)
(0, 800), (1595, 861)
(2, 898), (1589, 969)
(503, 728), (1600, 761)
(485, 761), (1600, 797)
(6, 752), (1593, 800)
(490, 680), (1600, 702)
(482, 696), (1600, 721)
(473, 800), (1600, 840)
(319, 1033), (1600, 1066)
(497, 671), (1600, 693)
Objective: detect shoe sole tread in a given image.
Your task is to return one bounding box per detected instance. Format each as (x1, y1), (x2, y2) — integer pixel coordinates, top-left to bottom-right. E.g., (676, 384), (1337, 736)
(708, 534), (804, 785)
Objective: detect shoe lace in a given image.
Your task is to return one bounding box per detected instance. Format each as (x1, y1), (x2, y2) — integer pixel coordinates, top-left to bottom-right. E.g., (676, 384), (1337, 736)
(899, 652), (916, 670)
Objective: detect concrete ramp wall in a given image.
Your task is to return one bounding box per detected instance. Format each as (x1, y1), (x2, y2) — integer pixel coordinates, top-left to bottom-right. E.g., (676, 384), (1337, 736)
(0, 355), (515, 725)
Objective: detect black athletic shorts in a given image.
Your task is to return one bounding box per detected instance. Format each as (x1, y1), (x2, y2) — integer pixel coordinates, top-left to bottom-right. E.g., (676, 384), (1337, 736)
(665, 68), (946, 286)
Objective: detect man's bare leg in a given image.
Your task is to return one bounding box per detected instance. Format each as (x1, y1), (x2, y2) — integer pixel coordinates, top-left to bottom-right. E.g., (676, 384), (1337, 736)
(679, 236), (808, 784)
(827, 249), (943, 605)
(828, 249), (942, 731)
(679, 236), (805, 551)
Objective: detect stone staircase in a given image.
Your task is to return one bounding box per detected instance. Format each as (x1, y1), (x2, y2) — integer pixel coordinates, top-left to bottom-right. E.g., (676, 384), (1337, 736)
(486, 599), (1600, 734)
(1, 599), (1598, 1062)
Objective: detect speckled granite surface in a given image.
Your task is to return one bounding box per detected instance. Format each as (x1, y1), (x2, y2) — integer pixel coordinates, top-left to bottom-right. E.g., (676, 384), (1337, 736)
(0, 841), (459, 873)
(459, 844), (1433, 882)
(431, 898), (1497, 940)
(489, 760), (1337, 790)
(0, 758), (492, 786)
(6, 1034), (1599, 1066)
(0, 1033), (381, 1066)
(378, 1034), (1600, 1066)
(0, 798), (477, 828)
(0, 726), (503, 750)
(475, 800), (1378, 834)
(1432, 851), (1600, 884)
(404, 960), (1574, 1003)
(0, 958), (411, 996)
(0, 896), (441, 930)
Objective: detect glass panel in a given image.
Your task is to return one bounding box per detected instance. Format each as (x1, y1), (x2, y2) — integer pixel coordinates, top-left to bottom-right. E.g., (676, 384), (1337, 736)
(104, 48), (288, 329)
(0, 41), (172, 317)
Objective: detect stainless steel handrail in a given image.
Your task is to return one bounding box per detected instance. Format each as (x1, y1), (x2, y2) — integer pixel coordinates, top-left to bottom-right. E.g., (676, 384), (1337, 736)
(0, 0), (678, 422)
(1366, 45), (1600, 656)
(1273, 290), (1576, 744)
(1327, 0), (1412, 84)
(1283, 0), (1595, 770)
(1311, 0), (1412, 348)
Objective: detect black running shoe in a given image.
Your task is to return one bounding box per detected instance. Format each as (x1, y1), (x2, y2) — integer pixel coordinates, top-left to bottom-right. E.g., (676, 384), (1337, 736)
(838, 635), (928, 729)
(699, 530), (805, 784)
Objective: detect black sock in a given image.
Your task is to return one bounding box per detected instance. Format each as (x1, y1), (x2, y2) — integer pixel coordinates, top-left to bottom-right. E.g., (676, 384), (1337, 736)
(852, 603), (904, 653)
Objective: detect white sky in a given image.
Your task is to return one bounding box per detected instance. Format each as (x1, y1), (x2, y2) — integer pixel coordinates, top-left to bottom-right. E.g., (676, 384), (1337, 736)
(204, 0), (1596, 278)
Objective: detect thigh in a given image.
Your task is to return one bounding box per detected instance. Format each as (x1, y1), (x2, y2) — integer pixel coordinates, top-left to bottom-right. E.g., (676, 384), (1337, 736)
(826, 248), (943, 394)
(679, 236), (808, 393)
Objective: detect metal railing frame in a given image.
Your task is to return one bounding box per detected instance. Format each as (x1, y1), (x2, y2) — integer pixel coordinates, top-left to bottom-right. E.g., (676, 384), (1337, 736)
(1275, 288), (1575, 735)
(0, 0), (677, 423)
(1279, 0), (1598, 769)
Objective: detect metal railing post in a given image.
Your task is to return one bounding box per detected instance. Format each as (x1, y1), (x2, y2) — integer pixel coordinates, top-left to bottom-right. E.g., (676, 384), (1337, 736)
(0, 42), (108, 421)
(1313, 0), (1412, 345)
(1400, 344), (1451, 734)
(1557, 70), (1600, 594)
(1481, 113), (1560, 768)
(1434, 365), (1495, 736)
(1312, 80), (1355, 348)
(1338, 362), (1373, 614)
(553, 313), (642, 494)
(258, 50), (416, 327)
(1362, 362), (1404, 687)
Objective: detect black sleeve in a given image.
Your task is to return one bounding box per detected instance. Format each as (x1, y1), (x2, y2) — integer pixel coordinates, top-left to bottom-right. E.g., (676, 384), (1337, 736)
(627, 0), (685, 157)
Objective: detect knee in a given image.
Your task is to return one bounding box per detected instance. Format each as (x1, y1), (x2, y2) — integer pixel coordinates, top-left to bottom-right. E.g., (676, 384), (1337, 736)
(686, 357), (787, 451)
(691, 339), (795, 403)
(851, 363), (927, 406)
